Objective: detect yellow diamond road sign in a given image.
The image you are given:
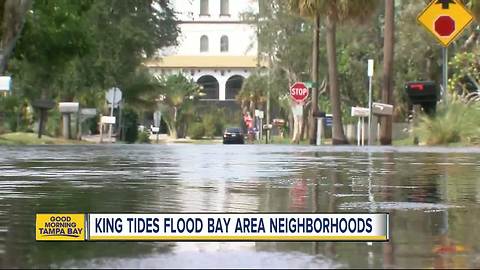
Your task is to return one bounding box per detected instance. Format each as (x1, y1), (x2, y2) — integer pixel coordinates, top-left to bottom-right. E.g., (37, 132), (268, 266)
(418, 0), (474, 47)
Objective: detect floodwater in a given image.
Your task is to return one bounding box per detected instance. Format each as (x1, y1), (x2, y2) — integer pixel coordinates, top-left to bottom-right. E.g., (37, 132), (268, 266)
(1, 144), (480, 268)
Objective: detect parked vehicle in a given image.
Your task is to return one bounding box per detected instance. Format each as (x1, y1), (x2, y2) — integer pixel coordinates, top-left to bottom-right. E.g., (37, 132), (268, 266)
(223, 127), (245, 144)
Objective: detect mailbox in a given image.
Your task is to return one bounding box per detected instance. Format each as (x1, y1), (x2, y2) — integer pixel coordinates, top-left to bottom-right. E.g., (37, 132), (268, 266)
(351, 107), (369, 117)
(263, 124), (273, 130)
(405, 81), (438, 116)
(32, 99), (55, 110)
(313, 111), (326, 118)
(325, 114), (333, 127)
(80, 108), (97, 116)
(405, 81), (439, 104)
(101, 116), (116, 124)
(59, 102), (79, 113)
(372, 103), (394, 116)
(272, 119), (285, 126)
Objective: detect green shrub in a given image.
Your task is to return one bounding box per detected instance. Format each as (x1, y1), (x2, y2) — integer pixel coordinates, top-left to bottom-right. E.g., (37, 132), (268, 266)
(202, 111), (225, 138)
(189, 122), (205, 139)
(415, 101), (480, 145)
(137, 131), (150, 144)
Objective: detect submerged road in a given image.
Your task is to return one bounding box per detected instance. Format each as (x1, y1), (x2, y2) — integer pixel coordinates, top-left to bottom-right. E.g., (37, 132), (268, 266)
(1, 144), (480, 268)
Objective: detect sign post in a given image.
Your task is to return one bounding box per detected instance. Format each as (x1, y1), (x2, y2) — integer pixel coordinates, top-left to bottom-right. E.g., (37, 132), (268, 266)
(352, 107), (370, 146)
(105, 87), (122, 143)
(367, 59), (374, 145)
(290, 82), (309, 144)
(418, 0), (474, 104)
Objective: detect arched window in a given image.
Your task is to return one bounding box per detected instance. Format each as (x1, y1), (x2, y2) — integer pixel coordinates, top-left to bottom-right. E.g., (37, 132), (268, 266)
(200, 0), (209, 16)
(200, 35), (209, 52)
(220, 0), (229, 15)
(220, 35), (229, 52)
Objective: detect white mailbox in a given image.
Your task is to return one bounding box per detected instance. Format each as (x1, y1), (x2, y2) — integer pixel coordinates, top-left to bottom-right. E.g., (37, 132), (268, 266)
(351, 107), (370, 117)
(372, 102), (394, 116)
(81, 108), (97, 116)
(101, 116), (116, 124)
(59, 102), (79, 113)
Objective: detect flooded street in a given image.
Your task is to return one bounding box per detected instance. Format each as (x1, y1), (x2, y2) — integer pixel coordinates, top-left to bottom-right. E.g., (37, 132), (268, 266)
(1, 144), (480, 268)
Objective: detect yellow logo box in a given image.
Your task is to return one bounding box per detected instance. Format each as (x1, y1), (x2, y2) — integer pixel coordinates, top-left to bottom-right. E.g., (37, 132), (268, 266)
(36, 214), (86, 241)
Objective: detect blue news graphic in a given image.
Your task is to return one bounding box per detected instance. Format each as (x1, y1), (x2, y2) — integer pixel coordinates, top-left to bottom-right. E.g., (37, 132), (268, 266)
(92, 215), (377, 235)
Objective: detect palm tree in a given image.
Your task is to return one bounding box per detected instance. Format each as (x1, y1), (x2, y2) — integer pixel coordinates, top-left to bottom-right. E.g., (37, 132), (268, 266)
(380, 0), (395, 145)
(289, 0), (378, 145)
(157, 74), (203, 138)
(236, 72), (268, 118)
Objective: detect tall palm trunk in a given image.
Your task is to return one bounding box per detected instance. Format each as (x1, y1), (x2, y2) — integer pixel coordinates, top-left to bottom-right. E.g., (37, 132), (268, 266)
(308, 13), (320, 145)
(325, 11), (348, 145)
(380, 0), (395, 145)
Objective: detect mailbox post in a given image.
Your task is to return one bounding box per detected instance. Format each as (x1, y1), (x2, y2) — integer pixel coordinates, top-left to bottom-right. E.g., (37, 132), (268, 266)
(372, 103), (394, 144)
(352, 107), (370, 146)
(32, 99), (55, 139)
(79, 108), (97, 140)
(59, 102), (79, 139)
(313, 111), (326, 145)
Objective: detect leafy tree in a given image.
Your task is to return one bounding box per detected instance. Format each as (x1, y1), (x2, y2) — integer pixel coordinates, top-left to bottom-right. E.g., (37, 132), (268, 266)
(290, 0), (379, 145)
(8, 0), (179, 137)
(255, 0), (314, 142)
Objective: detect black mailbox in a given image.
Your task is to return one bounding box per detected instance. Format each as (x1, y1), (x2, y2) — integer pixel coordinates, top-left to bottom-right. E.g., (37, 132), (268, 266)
(405, 81), (439, 104)
(312, 111), (326, 118)
(405, 81), (439, 116)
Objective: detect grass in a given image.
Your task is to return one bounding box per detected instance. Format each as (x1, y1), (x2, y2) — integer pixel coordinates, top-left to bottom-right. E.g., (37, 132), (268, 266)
(267, 135), (331, 145)
(392, 137), (416, 146)
(415, 102), (480, 146)
(0, 132), (92, 145)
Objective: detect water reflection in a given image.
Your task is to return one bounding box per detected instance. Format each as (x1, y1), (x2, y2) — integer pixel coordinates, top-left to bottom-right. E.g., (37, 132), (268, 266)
(0, 145), (480, 268)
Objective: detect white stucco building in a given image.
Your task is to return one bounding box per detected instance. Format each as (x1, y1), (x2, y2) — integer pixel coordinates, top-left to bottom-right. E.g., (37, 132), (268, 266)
(146, 0), (259, 101)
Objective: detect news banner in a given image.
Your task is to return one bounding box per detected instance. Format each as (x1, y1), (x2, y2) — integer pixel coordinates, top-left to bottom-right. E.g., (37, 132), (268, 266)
(36, 213), (389, 242)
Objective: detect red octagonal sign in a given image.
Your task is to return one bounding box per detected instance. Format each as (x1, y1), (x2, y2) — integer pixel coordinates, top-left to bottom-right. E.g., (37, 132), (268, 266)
(434, 15), (455, 37)
(290, 82), (309, 103)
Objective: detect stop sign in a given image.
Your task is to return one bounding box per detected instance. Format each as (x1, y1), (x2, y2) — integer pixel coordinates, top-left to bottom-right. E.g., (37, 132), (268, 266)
(290, 82), (309, 103)
(434, 15), (455, 37)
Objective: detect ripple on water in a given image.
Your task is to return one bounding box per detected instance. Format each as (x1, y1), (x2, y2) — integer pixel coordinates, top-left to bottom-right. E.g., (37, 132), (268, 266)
(56, 251), (342, 269)
(339, 201), (462, 211)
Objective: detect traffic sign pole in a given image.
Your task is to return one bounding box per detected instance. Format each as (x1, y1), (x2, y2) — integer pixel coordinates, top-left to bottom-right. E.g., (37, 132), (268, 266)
(443, 47), (449, 104)
(417, 0), (473, 108)
(108, 89), (116, 143)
